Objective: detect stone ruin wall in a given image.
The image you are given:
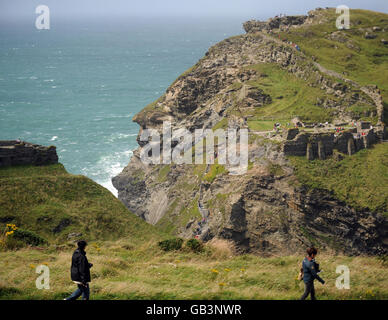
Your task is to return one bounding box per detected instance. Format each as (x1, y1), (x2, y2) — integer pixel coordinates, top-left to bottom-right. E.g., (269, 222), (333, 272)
(282, 126), (384, 160)
(0, 140), (58, 167)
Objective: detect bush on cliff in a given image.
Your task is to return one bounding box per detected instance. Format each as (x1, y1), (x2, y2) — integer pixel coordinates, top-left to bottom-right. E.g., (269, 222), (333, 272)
(158, 238), (184, 251)
(185, 238), (203, 253)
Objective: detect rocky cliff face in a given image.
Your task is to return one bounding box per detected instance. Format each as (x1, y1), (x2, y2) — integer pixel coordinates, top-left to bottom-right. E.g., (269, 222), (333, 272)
(113, 8), (388, 256)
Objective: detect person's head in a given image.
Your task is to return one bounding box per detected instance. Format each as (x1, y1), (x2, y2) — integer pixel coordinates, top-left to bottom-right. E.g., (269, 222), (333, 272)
(77, 240), (87, 251)
(306, 247), (318, 259)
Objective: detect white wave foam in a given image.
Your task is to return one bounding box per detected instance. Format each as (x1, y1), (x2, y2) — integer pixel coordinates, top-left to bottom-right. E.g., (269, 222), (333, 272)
(106, 132), (138, 143)
(88, 149), (134, 198)
(50, 136), (58, 141)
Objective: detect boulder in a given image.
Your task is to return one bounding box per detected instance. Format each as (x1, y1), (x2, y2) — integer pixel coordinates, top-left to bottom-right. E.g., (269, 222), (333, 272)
(365, 32), (377, 39)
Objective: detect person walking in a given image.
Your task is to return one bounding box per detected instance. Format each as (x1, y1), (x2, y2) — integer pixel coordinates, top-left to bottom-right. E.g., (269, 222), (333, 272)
(300, 247), (325, 300)
(65, 240), (93, 300)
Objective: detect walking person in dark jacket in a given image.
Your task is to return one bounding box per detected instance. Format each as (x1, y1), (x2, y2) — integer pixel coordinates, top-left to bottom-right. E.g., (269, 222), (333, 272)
(65, 240), (93, 300)
(300, 247), (325, 300)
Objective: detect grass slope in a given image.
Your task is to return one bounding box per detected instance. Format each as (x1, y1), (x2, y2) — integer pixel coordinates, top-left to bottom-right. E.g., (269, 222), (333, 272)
(244, 63), (335, 123)
(0, 164), (163, 244)
(279, 8), (388, 124)
(289, 143), (388, 215)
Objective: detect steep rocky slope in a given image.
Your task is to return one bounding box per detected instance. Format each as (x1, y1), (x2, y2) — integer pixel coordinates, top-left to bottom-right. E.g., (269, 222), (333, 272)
(113, 8), (388, 255)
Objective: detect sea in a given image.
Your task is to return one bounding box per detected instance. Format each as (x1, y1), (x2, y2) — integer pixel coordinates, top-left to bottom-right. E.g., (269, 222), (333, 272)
(0, 17), (246, 196)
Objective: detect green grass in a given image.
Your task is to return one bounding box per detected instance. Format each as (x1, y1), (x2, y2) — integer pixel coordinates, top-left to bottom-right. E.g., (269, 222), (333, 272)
(279, 8), (388, 124)
(157, 165), (171, 183)
(289, 143), (388, 214)
(156, 198), (202, 235)
(244, 63), (335, 122)
(204, 164), (228, 183)
(0, 164), (163, 244)
(268, 163), (285, 176)
(0, 241), (387, 300)
(248, 120), (291, 131)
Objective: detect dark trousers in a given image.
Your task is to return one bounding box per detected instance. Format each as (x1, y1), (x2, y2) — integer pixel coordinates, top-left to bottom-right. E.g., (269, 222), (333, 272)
(300, 281), (316, 300)
(66, 283), (90, 300)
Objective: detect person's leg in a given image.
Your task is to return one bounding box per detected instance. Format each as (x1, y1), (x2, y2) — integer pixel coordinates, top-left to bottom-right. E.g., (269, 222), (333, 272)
(65, 285), (82, 300)
(81, 283), (90, 300)
(300, 282), (312, 300)
(310, 282), (316, 300)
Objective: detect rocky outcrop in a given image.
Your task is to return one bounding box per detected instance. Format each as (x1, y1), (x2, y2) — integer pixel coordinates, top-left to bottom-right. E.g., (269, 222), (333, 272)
(220, 172), (387, 255)
(0, 140), (58, 167)
(243, 15), (307, 33)
(114, 9), (388, 256)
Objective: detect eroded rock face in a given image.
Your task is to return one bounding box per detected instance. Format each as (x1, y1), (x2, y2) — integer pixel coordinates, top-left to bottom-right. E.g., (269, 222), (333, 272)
(229, 175), (387, 255)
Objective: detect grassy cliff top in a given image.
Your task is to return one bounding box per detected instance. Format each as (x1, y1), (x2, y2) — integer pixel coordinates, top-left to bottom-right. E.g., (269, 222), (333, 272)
(279, 8), (388, 123)
(0, 164), (163, 245)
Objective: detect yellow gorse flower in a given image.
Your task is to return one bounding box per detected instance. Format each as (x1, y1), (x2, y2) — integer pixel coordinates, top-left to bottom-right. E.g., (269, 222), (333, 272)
(224, 268), (231, 272)
(5, 231), (14, 236)
(211, 269), (219, 274)
(218, 282), (226, 287)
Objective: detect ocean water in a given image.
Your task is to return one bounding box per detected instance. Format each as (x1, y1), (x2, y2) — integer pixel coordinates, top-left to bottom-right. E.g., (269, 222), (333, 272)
(0, 17), (244, 195)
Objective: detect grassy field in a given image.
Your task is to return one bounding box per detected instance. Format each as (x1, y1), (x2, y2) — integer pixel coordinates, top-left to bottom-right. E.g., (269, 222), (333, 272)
(289, 143), (388, 215)
(0, 239), (387, 300)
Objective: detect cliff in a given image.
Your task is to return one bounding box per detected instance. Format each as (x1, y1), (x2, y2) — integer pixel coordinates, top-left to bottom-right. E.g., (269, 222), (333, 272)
(113, 8), (388, 255)
(0, 151), (162, 245)
(0, 140), (58, 167)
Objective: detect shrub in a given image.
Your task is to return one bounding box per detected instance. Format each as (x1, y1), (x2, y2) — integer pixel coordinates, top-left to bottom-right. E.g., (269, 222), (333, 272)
(186, 239), (203, 253)
(12, 229), (47, 246)
(158, 238), (183, 251)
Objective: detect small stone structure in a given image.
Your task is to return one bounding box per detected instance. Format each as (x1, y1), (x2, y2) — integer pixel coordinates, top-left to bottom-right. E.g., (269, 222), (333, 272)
(243, 15), (307, 33)
(0, 140), (58, 167)
(282, 123), (383, 160)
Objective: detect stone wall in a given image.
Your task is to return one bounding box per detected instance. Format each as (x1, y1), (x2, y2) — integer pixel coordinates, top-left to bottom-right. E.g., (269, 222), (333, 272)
(0, 141), (58, 167)
(283, 128), (380, 160)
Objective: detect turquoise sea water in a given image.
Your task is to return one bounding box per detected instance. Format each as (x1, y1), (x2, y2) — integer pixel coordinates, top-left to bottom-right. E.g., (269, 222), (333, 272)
(0, 17), (244, 195)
